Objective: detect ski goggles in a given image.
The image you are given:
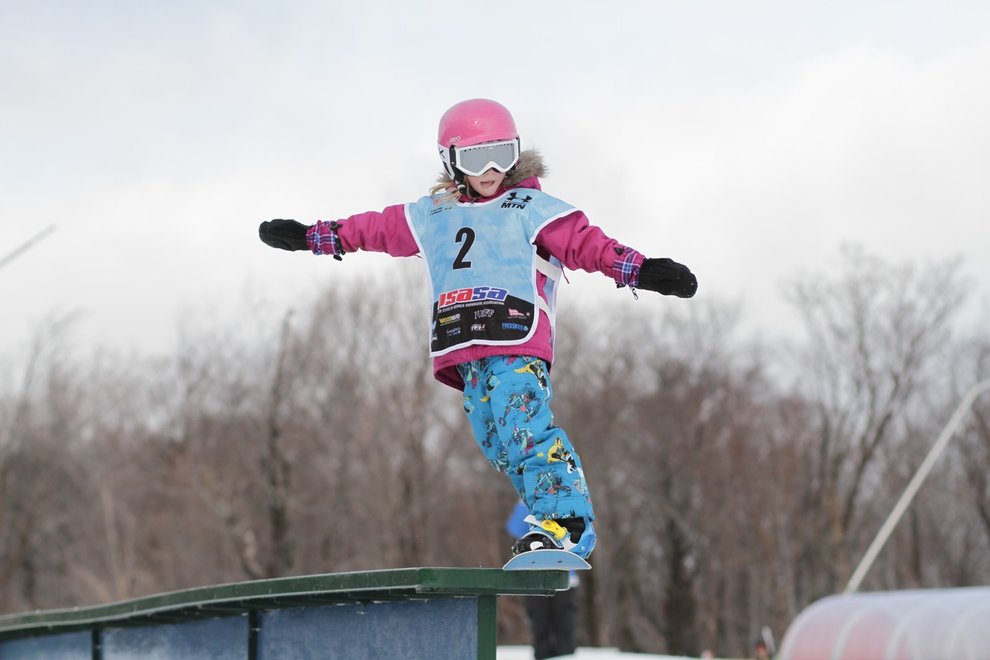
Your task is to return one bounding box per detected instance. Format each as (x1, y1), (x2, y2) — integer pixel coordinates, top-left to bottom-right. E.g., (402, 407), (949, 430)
(451, 138), (520, 176)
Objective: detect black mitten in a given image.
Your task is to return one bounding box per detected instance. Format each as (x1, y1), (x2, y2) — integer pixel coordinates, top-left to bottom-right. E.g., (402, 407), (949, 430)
(637, 258), (698, 298)
(259, 219), (310, 251)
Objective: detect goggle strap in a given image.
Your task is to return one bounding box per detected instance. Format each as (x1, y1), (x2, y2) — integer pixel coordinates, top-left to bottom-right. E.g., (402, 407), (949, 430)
(450, 145), (466, 186)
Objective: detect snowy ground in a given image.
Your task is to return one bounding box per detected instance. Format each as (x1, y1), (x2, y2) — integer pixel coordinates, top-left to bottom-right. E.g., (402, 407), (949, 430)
(497, 647), (709, 659)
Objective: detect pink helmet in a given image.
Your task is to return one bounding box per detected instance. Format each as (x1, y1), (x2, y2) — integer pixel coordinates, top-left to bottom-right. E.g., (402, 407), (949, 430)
(438, 98), (518, 147)
(438, 99), (519, 180)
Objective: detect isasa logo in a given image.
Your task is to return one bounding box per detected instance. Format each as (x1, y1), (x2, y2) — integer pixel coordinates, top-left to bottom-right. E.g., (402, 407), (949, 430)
(438, 286), (508, 309)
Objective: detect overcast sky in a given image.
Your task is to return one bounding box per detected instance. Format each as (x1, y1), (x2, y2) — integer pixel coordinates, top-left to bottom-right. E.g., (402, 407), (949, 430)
(2, 1), (989, 361)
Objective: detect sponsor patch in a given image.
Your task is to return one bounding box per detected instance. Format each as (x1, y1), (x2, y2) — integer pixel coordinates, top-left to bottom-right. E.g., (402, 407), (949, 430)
(438, 286), (508, 309)
(501, 192), (532, 210)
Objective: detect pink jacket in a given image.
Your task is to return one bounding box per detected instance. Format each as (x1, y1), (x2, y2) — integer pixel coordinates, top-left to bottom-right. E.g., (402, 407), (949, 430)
(309, 177), (645, 390)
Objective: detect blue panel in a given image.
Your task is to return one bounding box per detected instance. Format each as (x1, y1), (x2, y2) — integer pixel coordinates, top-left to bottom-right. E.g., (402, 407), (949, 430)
(259, 598), (478, 660)
(102, 614), (247, 659)
(0, 630), (91, 659)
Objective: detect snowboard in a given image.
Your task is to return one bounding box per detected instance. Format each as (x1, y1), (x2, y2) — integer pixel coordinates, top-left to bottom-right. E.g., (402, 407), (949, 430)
(502, 549), (591, 571)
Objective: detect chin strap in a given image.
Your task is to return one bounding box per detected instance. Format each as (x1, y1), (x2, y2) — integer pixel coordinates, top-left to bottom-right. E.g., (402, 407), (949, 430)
(455, 172), (481, 200)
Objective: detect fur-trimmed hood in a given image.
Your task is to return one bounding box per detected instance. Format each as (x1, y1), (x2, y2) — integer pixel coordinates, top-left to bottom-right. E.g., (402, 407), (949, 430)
(500, 148), (546, 187)
(432, 149), (547, 198)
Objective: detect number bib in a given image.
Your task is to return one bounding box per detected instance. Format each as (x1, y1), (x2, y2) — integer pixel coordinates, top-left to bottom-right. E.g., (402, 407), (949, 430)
(405, 189), (574, 357)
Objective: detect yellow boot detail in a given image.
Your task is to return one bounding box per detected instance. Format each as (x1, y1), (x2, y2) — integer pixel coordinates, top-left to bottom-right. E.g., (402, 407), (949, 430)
(539, 519), (569, 542)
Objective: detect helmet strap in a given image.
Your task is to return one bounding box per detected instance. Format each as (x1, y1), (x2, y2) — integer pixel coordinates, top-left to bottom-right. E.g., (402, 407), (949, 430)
(443, 145), (469, 195)
(453, 169), (468, 194)
(446, 146), (459, 179)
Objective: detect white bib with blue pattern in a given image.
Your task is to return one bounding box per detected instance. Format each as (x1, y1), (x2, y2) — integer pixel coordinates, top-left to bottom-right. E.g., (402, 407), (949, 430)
(405, 189), (573, 357)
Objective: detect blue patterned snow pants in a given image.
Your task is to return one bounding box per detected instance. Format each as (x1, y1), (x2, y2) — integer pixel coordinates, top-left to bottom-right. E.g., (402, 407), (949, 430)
(457, 356), (594, 522)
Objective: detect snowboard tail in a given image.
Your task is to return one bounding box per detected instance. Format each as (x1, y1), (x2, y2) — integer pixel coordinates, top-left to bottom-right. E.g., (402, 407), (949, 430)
(502, 549), (591, 571)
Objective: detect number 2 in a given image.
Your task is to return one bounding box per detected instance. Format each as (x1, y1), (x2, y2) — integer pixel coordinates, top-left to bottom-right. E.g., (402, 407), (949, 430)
(453, 227), (474, 270)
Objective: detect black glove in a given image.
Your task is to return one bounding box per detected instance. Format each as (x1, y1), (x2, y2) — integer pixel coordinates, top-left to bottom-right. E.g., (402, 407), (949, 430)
(259, 219), (310, 251)
(637, 258), (697, 298)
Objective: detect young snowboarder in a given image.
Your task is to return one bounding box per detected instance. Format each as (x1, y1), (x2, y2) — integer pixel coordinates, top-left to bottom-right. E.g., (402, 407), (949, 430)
(259, 98), (697, 562)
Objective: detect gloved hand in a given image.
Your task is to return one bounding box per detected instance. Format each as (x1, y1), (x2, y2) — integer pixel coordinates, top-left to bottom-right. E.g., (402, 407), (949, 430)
(259, 219), (310, 251)
(637, 258), (697, 298)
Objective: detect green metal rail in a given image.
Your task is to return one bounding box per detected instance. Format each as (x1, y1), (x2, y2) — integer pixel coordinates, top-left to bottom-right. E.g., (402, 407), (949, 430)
(0, 567), (568, 659)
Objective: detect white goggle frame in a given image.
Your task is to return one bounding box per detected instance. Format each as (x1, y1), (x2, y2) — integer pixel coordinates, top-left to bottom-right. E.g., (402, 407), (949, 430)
(448, 138), (520, 177)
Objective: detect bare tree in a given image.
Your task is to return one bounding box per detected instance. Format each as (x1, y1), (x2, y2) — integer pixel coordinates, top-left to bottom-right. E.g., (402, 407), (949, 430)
(0, 316), (97, 610)
(784, 245), (966, 595)
(550, 294), (787, 657)
(3, 247), (986, 660)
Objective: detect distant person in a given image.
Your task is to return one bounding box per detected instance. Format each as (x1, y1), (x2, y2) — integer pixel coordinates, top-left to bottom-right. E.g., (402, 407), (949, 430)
(260, 98), (697, 563)
(507, 500), (579, 659)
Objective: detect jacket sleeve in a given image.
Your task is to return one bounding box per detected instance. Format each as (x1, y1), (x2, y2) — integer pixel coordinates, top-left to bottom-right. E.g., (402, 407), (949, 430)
(535, 210), (645, 287)
(307, 204), (420, 258)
